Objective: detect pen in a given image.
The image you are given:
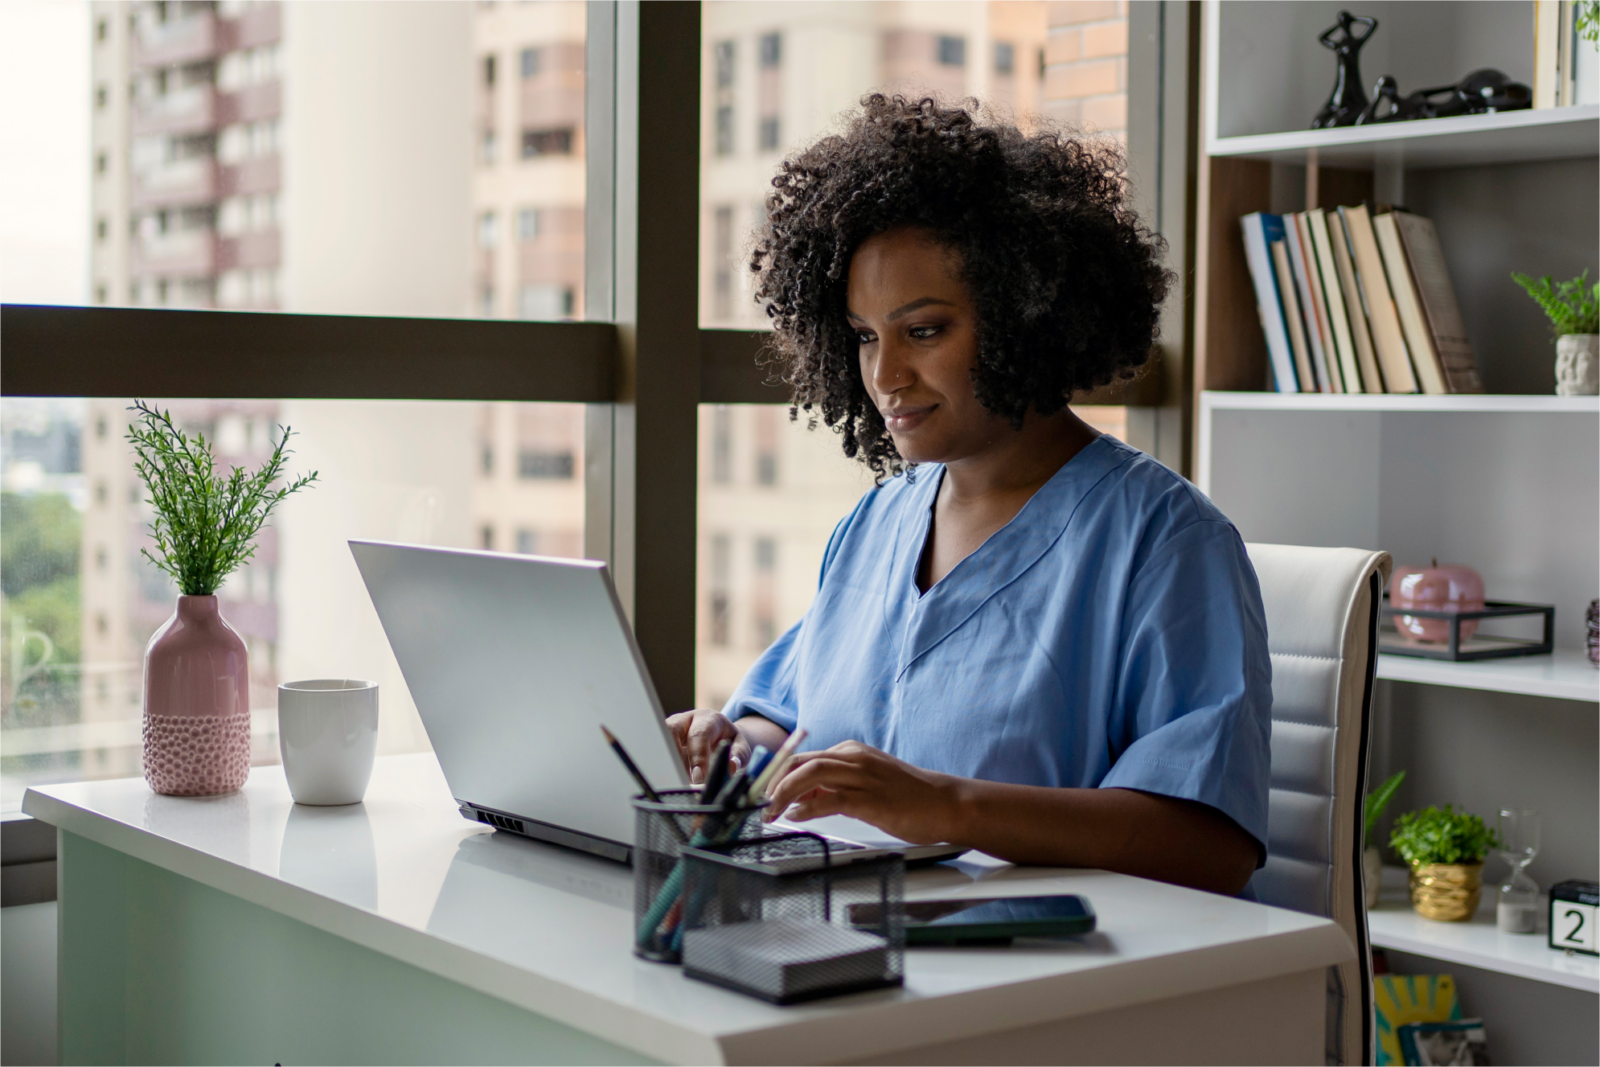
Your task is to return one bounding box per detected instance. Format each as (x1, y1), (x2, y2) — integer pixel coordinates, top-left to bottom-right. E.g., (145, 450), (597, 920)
(750, 727), (807, 805)
(697, 739), (733, 803)
(599, 724), (662, 803)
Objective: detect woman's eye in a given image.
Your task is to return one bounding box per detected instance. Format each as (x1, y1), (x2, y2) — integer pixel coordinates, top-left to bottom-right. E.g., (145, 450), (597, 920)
(909, 325), (941, 340)
(856, 330), (876, 345)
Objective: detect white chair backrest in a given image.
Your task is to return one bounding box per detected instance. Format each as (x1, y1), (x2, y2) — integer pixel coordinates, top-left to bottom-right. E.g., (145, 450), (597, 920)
(1245, 542), (1391, 1067)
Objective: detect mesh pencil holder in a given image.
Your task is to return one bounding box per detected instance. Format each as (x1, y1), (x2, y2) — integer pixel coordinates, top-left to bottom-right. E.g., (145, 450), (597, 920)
(676, 832), (905, 1004)
(632, 789), (768, 963)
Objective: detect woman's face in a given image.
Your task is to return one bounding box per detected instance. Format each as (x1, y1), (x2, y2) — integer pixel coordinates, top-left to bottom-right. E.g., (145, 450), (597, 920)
(847, 226), (1002, 466)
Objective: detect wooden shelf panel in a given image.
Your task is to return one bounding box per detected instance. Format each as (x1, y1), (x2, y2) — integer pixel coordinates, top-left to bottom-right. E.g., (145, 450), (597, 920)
(1377, 650), (1600, 703)
(1369, 868), (1599, 993)
(1209, 107), (1600, 169)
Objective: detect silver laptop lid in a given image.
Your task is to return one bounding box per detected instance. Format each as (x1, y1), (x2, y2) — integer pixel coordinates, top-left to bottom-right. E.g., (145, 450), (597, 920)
(349, 541), (689, 849)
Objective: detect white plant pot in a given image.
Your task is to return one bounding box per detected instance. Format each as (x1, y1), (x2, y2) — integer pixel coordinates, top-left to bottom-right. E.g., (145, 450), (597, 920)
(1556, 333), (1599, 396)
(1364, 846), (1382, 909)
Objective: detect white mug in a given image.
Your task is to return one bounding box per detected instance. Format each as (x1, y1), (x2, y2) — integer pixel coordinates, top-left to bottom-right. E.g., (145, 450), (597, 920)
(278, 679), (379, 806)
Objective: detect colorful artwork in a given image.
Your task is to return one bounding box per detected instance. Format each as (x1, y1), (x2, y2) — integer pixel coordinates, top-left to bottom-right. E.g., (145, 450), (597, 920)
(1374, 974), (1462, 1065)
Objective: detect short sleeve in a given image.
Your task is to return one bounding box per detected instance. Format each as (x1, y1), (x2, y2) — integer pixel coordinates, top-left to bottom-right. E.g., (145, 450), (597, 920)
(1099, 518), (1273, 860)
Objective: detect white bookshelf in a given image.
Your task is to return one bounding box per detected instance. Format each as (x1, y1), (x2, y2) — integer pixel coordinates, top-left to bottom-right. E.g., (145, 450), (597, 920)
(1377, 649), (1599, 703)
(1201, 391), (1600, 415)
(1369, 867), (1599, 993)
(1209, 105), (1600, 169)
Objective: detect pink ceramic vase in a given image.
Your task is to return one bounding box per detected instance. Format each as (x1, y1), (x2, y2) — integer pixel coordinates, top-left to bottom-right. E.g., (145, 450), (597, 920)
(142, 595), (252, 796)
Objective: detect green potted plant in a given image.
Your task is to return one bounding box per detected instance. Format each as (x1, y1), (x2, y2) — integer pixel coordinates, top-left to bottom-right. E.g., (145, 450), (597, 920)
(1389, 804), (1500, 922)
(1363, 770), (1405, 908)
(129, 401), (316, 796)
(1511, 270), (1599, 396)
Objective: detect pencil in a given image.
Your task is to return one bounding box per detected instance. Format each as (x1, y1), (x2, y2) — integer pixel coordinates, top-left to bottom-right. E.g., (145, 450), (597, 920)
(600, 724), (662, 803)
(749, 728), (807, 803)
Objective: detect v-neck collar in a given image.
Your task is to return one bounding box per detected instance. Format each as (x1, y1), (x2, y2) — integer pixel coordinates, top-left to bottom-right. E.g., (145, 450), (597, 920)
(887, 434), (1135, 679)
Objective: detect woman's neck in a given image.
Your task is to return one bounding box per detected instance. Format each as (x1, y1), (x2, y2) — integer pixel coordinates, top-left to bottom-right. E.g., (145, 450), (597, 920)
(940, 407), (1100, 505)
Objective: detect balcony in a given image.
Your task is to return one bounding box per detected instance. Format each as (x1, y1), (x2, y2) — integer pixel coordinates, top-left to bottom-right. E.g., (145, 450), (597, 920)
(228, 4), (282, 51)
(131, 85), (218, 137)
(219, 155), (281, 198)
(219, 230), (281, 271)
(131, 157), (220, 209)
(132, 12), (220, 70)
(218, 82), (282, 126)
(131, 230), (218, 278)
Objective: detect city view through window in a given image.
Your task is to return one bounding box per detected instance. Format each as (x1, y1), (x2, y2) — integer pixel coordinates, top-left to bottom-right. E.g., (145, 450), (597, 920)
(1, 1), (1129, 806)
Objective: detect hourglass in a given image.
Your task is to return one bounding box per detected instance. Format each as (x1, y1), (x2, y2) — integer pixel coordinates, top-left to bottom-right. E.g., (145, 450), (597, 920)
(1496, 809), (1541, 934)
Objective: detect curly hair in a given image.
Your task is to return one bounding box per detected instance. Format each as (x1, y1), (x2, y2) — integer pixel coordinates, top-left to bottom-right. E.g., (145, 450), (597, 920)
(751, 94), (1173, 481)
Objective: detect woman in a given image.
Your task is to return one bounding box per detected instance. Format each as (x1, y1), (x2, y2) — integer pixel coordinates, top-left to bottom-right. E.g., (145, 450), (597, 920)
(669, 96), (1270, 896)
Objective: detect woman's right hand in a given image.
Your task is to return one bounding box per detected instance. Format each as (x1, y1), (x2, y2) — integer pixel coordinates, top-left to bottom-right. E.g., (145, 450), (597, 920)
(665, 709), (751, 785)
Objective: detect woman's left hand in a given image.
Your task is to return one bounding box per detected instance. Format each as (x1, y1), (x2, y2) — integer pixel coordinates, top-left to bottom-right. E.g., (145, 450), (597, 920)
(764, 741), (965, 845)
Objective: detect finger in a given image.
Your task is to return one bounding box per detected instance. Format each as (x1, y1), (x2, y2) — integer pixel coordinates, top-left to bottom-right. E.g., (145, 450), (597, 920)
(765, 756), (860, 815)
(786, 790), (853, 823)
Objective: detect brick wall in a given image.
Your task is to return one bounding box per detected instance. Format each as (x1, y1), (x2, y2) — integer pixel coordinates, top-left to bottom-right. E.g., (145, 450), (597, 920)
(1042, 0), (1127, 139)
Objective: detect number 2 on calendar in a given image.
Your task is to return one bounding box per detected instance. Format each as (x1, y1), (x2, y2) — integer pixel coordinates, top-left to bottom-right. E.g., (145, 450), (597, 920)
(1556, 901), (1597, 952)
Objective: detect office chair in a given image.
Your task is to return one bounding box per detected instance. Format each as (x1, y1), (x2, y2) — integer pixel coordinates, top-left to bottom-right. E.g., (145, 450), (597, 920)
(1244, 543), (1392, 1067)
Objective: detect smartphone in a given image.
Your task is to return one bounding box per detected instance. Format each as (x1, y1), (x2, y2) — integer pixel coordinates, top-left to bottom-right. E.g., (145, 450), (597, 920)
(848, 894), (1095, 945)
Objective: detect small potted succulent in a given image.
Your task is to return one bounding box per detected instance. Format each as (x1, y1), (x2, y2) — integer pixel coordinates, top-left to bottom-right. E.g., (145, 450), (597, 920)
(129, 401), (316, 796)
(1363, 770), (1405, 908)
(1511, 270), (1599, 396)
(1389, 804), (1500, 922)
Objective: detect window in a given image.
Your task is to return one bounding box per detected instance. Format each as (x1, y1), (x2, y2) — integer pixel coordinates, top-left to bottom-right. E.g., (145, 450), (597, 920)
(95, 151), (107, 174)
(520, 46), (539, 78)
(0, 399), (586, 808)
(479, 286), (495, 316)
(482, 53), (496, 86)
(708, 534), (731, 647)
(995, 41), (1014, 76)
(96, 18), (108, 42)
(95, 83), (107, 108)
(759, 32), (781, 69)
(480, 129), (496, 164)
(712, 206), (733, 320)
(517, 207), (538, 242)
(751, 536), (777, 647)
(521, 127), (573, 157)
(478, 211), (498, 249)
(518, 450), (575, 480)
(96, 217), (108, 241)
(518, 284), (572, 320)
(714, 105), (734, 156)
(758, 116), (779, 151)
(937, 35), (966, 67)
(515, 529), (537, 554)
(714, 39), (735, 89)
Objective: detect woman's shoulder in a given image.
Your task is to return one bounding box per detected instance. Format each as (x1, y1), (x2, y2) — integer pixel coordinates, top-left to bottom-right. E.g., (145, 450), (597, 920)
(1089, 435), (1231, 532)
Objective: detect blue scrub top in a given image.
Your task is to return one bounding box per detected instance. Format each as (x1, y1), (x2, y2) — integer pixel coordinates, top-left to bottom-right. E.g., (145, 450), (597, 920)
(723, 434), (1272, 856)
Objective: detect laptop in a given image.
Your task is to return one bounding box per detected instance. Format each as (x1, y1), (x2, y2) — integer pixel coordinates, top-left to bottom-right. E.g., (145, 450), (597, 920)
(350, 540), (964, 867)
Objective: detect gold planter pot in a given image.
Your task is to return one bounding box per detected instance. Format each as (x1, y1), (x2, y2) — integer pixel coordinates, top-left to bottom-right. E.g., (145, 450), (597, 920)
(1408, 862), (1483, 921)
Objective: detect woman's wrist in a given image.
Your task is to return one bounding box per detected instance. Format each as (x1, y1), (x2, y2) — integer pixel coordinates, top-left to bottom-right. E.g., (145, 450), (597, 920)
(936, 772), (978, 846)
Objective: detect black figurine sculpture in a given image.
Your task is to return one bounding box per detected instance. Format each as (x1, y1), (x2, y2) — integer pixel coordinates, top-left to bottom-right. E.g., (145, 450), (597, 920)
(1356, 69), (1532, 125)
(1312, 11), (1378, 129)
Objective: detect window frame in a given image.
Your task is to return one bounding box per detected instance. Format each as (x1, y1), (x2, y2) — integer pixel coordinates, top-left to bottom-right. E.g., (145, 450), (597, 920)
(0, 0), (1189, 767)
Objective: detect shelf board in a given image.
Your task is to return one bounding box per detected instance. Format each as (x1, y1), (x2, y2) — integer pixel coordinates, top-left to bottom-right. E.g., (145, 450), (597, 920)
(1209, 106), (1600, 168)
(1200, 391), (1600, 414)
(1376, 650), (1599, 703)
(1369, 870), (1599, 993)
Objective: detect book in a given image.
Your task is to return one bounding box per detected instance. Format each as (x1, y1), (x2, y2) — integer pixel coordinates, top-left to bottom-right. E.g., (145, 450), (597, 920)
(1392, 211), (1484, 393)
(1239, 213), (1299, 393)
(1327, 211), (1386, 393)
(1286, 214), (1339, 392)
(1271, 240), (1316, 393)
(1307, 209), (1363, 394)
(1373, 211), (1449, 394)
(1535, 0), (1563, 108)
(1340, 204), (1418, 393)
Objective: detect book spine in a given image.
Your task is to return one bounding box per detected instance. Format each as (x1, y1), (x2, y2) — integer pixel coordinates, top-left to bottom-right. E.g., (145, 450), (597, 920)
(1341, 204), (1418, 393)
(1309, 210), (1361, 394)
(1272, 240), (1316, 394)
(1373, 211), (1449, 395)
(1239, 213), (1299, 393)
(1535, 0), (1562, 108)
(1328, 212), (1385, 394)
(1393, 212), (1484, 394)
(1286, 214), (1338, 392)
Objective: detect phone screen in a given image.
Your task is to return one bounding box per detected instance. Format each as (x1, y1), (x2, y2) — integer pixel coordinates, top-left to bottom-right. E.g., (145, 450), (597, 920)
(848, 894), (1091, 928)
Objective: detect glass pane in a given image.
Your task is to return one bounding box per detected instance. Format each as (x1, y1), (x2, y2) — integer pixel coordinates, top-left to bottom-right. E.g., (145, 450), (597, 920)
(0, 397), (585, 810)
(696, 405), (873, 710)
(0, 0), (586, 319)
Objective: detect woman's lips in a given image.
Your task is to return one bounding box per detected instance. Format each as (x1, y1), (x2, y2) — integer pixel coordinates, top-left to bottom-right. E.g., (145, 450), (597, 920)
(883, 405), (935, 432)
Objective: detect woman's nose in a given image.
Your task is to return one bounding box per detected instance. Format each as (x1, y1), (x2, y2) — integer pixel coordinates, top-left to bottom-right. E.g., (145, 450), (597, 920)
(872, 339), (913, 395)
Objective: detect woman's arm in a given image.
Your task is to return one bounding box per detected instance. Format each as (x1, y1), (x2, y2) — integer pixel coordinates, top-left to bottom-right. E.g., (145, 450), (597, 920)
(765, 741), (1260, 895)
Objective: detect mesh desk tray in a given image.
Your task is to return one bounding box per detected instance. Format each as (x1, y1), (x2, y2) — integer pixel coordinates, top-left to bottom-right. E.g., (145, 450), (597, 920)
(1379, 597), (1554, 661)
(678, 833), (905, 1004)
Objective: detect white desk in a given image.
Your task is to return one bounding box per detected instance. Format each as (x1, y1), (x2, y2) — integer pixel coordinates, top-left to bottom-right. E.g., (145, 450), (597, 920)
(25, 754), (1351, 1065)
